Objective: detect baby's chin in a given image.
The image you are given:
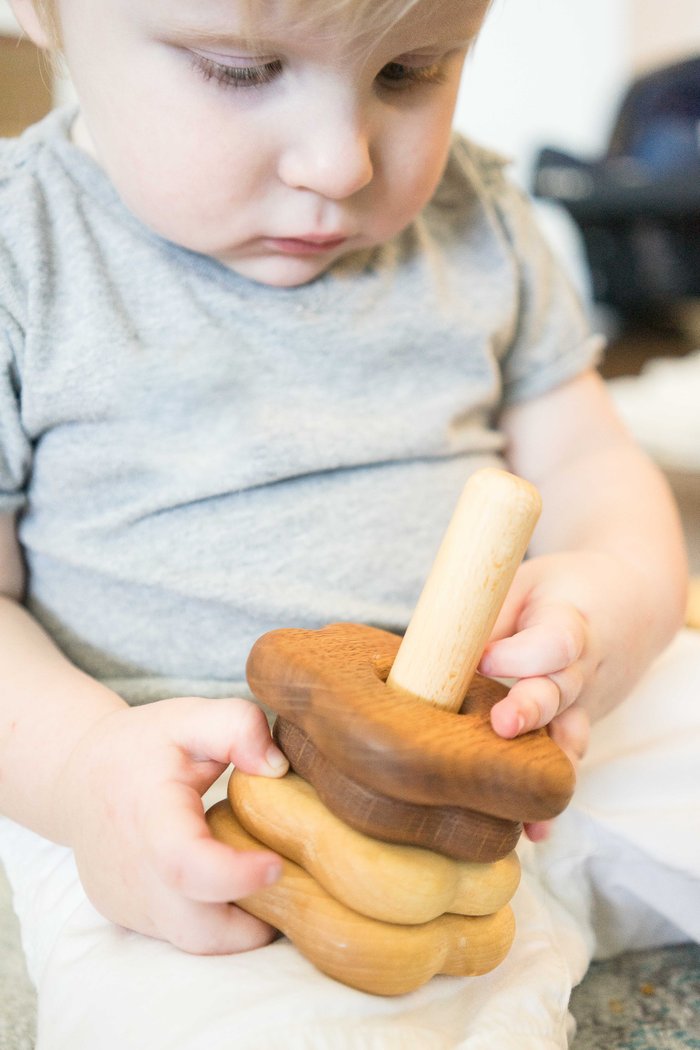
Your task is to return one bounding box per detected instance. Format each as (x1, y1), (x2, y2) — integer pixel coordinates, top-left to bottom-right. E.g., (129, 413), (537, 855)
(214, 245), (373, 289)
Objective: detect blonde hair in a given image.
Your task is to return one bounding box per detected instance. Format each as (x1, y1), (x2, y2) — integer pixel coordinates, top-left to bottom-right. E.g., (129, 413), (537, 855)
(35, 0), (433, 52)
(21, 0), (64, 92)
(33, 0), (61, 46)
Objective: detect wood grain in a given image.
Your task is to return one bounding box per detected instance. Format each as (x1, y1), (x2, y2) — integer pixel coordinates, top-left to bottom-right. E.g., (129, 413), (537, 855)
(229, 769), (521, 923)
(247, 622), (575, 822)
(207, 800), (516, 996)
(274, 716), (522, 862)
(387, 468), (542, 709)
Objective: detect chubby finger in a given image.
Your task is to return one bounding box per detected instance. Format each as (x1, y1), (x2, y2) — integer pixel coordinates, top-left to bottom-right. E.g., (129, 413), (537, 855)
(157, 834), (282, 903)
(490, 676), (559, 738)
(162, 898), (278, 955)
(524, 820), (552, 843)
(490, 663), (584, 738)
(166, 697), (288, 776)
(146, 782), (282, 902)
(480, 604), (585, 679)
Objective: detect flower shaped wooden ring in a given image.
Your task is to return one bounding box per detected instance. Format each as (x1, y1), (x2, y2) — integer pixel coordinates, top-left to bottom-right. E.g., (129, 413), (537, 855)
(207, 800), (516, 996)
(247, 621), (575, 825)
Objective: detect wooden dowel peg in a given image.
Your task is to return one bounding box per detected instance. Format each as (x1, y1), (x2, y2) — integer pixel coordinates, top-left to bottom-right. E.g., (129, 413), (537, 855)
(388, 468), (541, 710)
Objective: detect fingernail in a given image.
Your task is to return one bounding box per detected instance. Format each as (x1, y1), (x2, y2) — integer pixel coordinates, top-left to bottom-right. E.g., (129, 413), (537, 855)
(265, 745), (289, 773)
(527, 822), (551, 842)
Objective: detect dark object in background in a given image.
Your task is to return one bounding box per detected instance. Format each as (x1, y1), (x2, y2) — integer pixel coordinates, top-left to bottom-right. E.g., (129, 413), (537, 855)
(533, 56), (700, 321)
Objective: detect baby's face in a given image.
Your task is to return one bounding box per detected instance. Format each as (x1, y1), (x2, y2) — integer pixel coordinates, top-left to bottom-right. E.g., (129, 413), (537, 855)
(55, 0), (488, 286)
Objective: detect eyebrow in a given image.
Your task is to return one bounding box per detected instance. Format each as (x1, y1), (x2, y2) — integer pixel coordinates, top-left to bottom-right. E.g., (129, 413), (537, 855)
(166, 25), (477, 57)
(163, 22), (278, 51)
(155, 2), (484, 58)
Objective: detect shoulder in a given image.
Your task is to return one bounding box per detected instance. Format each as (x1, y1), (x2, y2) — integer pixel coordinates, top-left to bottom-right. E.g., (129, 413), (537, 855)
(433, 132), (515, 207)
(0, 132), (36, 248)
(449, 133), (512, 185)
(0, 110), (62, 240)
(0, 109), (80, 312)
(0, 106), (73, 193)
(0, 136), (31, 319)
(430, 131), (562, 268)
(415, 131), (554, 296)
(0, 107), (83, 235)
(433, 133), (540, 247)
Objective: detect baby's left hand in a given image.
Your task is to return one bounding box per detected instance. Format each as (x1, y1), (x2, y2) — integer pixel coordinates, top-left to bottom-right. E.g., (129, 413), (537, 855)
(478, 553), (609, 840)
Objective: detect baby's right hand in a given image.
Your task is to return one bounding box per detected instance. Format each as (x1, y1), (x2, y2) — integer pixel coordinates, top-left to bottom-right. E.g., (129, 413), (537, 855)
(54, 697), (288, 953)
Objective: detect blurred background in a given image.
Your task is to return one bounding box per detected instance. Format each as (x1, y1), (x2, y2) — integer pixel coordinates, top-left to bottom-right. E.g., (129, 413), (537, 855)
(457, 0), (700, 344)
(456, 0), (700, 572)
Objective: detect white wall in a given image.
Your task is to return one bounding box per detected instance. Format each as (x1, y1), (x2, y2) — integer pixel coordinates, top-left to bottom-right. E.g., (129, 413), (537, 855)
(0, 0), (18, 33)
(454, 0), (700, 184)
(451, 0), (700, 303)
(456, 0), (628, 181)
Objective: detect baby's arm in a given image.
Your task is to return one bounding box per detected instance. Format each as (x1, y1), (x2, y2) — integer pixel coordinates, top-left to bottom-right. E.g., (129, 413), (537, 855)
(0, 512), (287, 952)
(483, 369), (687, 769)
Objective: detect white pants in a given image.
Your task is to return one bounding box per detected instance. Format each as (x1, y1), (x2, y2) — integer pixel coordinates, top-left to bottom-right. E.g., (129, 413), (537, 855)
(2, 630), (699, 1050)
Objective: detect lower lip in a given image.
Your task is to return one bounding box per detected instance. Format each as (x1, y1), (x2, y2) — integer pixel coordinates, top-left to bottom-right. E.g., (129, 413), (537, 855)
(264, 237), (348, 256)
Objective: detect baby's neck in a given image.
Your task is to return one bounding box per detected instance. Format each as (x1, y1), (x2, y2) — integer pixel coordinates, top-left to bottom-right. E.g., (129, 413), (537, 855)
(70, 113), (98, 161)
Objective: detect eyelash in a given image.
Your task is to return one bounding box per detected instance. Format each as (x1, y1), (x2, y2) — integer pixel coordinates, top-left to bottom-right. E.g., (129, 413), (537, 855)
(380, 62), (447, 88)
(191, 54), (282, 89)
(190, 53), (447, 92)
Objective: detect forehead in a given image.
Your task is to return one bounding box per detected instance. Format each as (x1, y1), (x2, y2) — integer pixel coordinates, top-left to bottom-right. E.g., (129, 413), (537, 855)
(144, 0), (489, 48)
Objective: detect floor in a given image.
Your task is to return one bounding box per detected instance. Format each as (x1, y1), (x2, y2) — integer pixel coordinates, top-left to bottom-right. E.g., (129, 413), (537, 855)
(570, 944), (700, 1049)
(0, 865), (34, 1050)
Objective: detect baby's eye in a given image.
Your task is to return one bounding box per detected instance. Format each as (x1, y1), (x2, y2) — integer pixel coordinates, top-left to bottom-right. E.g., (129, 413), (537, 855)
(190, 52), (283, 89)
(378, 60), (446, 89)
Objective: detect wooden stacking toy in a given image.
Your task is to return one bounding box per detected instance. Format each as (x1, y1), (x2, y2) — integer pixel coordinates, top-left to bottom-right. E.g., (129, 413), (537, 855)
(207, 798), (517, 996)
(273, 713), (522, 862)
(207, 468), (576, 995)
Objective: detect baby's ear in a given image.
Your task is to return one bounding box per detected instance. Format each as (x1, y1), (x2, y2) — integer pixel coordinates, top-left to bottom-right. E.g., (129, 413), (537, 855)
(9, 0), (54, 50)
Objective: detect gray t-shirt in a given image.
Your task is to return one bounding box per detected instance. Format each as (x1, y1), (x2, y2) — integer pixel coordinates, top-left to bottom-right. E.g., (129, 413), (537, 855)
(0, 108), (602, 704)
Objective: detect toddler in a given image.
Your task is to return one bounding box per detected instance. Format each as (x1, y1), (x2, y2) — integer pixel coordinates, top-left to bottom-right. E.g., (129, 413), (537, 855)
(0, 0), (698, 1046)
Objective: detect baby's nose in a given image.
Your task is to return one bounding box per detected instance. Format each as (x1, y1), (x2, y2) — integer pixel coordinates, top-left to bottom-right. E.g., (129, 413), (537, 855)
(277, 103), (374, 200)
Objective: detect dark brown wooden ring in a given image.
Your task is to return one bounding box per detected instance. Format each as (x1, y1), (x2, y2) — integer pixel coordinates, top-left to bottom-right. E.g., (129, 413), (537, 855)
(274, 717), (522, 862)
(247, 622), (575, 823)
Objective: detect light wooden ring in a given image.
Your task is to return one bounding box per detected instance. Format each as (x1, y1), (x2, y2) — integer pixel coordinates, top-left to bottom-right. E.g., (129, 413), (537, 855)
(229, 769), (521, 923)
(207, 800), (516, 997)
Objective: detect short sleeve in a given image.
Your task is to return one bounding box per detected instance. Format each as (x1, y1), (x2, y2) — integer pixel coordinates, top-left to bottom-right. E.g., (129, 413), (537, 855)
(0, 282), (31, 514)
(477, 158), (605, 406)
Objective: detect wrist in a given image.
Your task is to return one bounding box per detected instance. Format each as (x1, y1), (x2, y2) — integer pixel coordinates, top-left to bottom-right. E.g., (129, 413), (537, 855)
(50, 701), (131, 847)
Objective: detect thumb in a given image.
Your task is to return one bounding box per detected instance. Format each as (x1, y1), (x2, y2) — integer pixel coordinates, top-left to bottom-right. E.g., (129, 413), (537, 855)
(166, 697), (289, 777)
